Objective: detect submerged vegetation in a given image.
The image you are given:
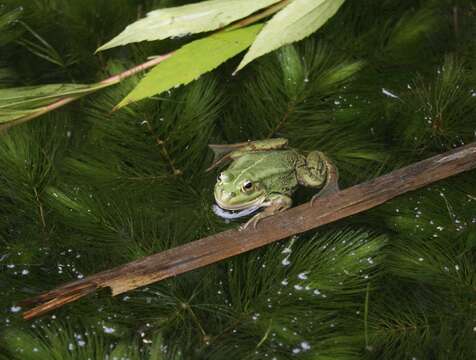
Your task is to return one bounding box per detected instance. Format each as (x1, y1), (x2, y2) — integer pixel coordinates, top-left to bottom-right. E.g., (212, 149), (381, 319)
(0, 0), (475, 359)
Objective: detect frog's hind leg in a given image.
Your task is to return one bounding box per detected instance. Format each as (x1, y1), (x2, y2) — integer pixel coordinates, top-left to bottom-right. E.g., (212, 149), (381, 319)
(296, 151), (339, 205)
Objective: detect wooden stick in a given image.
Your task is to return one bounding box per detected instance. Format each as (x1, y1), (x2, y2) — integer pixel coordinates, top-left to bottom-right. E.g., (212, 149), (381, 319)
(19, 143), (476, 320)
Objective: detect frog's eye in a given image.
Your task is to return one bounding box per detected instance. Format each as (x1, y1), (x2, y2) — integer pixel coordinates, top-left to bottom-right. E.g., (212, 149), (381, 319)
(242, 180), (253, 192)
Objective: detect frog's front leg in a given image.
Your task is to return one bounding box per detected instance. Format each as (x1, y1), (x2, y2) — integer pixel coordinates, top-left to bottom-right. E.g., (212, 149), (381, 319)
(241, 194), (292, 230)
(296, 151), (339, 205)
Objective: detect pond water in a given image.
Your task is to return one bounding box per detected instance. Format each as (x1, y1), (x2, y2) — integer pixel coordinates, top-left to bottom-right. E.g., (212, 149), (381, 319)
(1, 1), (475, 359)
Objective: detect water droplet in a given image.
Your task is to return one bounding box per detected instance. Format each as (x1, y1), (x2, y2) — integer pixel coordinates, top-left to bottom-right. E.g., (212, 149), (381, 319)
(10, 306), (21, 313)
(102, 326), (115, 334)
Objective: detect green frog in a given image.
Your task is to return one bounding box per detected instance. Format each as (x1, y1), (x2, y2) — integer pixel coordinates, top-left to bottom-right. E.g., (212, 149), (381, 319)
(208, 138), (339, 229)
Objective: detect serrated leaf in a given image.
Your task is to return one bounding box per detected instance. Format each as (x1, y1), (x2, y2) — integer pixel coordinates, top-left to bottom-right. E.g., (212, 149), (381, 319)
(97, 0), (278, 52)
(236, 0), (345, 72)
(116, 25), (263, 108)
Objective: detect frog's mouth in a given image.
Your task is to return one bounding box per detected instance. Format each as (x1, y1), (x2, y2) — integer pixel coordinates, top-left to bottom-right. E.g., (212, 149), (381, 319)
(212, 203), (261, 220)
(214, 195), (266, 211)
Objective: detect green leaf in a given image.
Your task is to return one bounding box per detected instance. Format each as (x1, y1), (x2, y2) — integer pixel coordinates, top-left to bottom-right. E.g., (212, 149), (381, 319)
(0, 109), (37, 124)
(236, 0), (345, 72)
(0, 83), (107, 109)
(0, 82), (109, 125)
(116, 25), (263, 108)
(96, 0), (278, 52)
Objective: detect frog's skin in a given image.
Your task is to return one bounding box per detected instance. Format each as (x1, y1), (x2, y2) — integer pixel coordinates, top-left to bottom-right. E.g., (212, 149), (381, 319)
(208, 138), (339, 229)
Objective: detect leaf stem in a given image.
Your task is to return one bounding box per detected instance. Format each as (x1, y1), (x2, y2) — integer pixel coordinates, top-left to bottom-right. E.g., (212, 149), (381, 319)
(364, 282), (371, 351)
(186, 305), (207, 339)
(142, 119), (182, 176)
(267, 101), (295, 138)
(99, 54), (173, 86)
(452, 6), (459, 36)
(33, 187), (47, 231)
(226, 0), (291, 31)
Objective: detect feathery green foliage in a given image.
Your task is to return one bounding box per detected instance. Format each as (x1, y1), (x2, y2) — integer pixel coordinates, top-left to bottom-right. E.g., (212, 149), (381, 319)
(1, 1), (475, 359)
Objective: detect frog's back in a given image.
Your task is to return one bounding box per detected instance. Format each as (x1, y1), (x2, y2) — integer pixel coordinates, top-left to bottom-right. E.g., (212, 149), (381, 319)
(229, 150), (300, 194)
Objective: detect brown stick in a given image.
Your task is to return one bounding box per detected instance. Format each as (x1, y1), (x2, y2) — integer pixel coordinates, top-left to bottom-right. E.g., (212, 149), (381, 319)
(19, 143), (476, 320)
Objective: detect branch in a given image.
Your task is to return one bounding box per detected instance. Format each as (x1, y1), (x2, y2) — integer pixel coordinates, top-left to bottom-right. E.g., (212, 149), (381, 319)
(18, 143), (476, 320)
(2, 0), (289, 132)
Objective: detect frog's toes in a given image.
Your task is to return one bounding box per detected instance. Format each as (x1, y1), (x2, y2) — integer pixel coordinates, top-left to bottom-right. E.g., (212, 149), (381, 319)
(239, 223), (250, 232)
(240, 215), (261, 231)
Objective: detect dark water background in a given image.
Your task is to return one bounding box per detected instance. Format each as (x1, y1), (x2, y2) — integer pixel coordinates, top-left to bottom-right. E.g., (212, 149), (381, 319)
(1, 1), (475, 359)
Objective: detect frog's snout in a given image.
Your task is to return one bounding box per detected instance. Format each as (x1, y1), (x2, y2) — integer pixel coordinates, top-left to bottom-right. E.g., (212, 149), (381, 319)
(219, 189), (236, 201)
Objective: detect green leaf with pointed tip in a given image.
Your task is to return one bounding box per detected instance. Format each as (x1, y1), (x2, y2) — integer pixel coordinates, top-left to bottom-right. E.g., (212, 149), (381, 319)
(0, 82), (110, 125)
(236, 0), (345, 72)
(0, 109), (37, 124)
(96, 0), (278, 52)
(116, 25), (263, 108)
(0, 83), (108, 110)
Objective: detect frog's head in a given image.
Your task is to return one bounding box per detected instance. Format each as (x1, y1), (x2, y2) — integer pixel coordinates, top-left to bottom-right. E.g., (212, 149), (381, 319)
(214, 170), (266, 210)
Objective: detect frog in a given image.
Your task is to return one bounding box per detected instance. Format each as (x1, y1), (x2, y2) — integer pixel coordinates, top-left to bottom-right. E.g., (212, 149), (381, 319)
(207, 138), (339, 229)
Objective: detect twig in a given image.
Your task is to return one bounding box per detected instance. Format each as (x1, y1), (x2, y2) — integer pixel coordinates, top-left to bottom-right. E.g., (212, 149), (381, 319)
(18, 142), (476, 320)
(226, 0), (291, 31)
(364, 283), (371, 351)
(98, 55), (173, 86)
(267, 102), (295, 138)
(3, 0), (289, 132)
(33, 187), (46, 230)
(142, 120), (182, 176)
(453, 6), (459, 36)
